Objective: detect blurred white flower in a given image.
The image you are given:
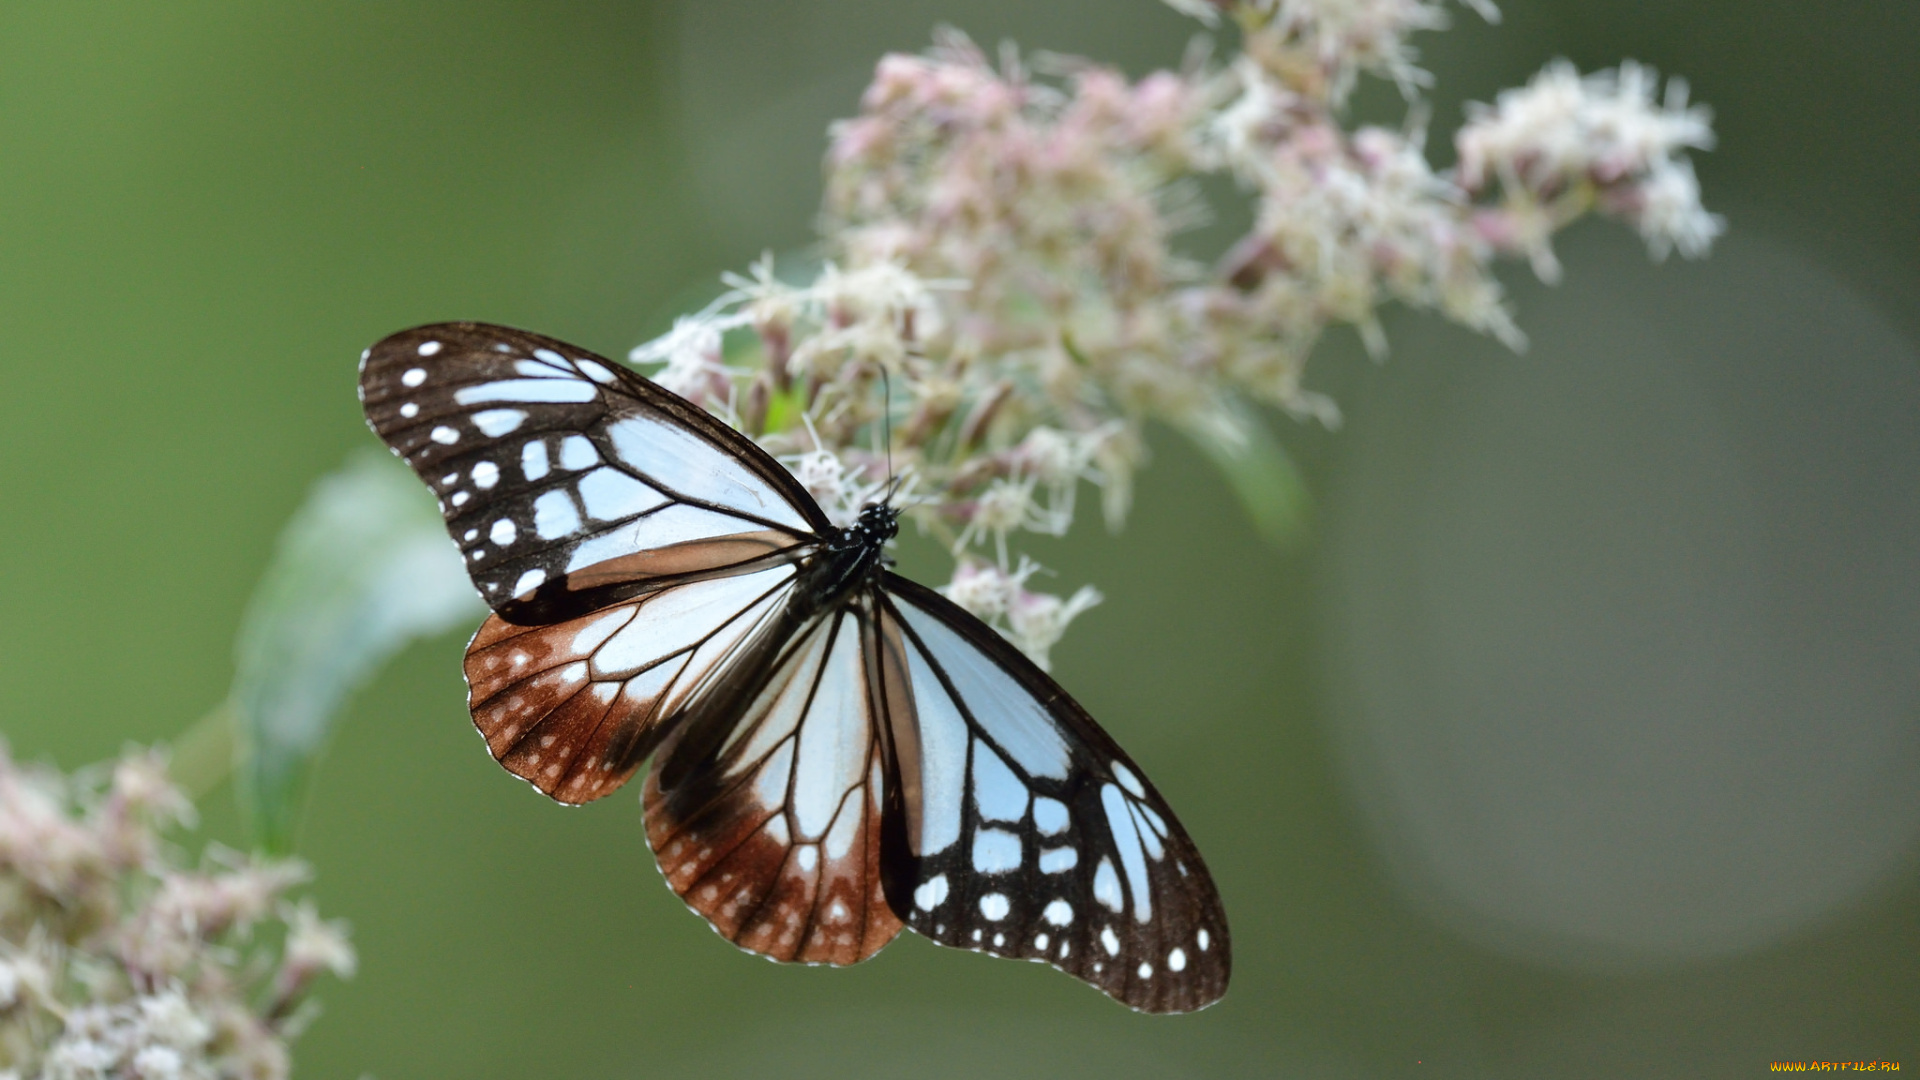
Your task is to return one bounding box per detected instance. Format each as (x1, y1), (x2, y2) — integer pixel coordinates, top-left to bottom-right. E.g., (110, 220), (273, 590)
(1456, 59), (1721, 265)
(281, 901), (357, 983)
(1008, 584), (1104, 671)
(1631, 157), (1724, 259)
(630, 314), (739, 407)
(0, 747), (349, 1080)
(941, 560), (1100, 671)
(641, 2), (1716, 665)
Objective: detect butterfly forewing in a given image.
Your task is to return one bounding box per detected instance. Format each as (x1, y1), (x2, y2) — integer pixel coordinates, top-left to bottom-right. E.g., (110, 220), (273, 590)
(643, 607), (903, 965)
(358, 322), (828, 625)
(877, 575), (1231, 1014)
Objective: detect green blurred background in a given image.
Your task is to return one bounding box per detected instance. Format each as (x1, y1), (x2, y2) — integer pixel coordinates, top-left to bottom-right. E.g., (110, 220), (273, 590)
(1, 1), (1915, 1076)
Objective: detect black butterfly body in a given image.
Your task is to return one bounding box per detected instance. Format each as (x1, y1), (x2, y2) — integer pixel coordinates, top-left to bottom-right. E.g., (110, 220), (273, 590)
(358, 321), (1230, 1013)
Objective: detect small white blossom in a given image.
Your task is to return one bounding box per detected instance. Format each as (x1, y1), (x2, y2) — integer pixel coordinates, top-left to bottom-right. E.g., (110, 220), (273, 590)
(131, 1045), (186, 1080)
(941, 560), (1099, 670)
(281, 901), (357, 982)
(628, 312), (748, 408)
(1632, 157), (1724, 259)
(1456, 60), (1719, 264)
(1007, 584), (1104, 671)
(942, 560), (1034, 622)
(137, 990), (211, 1051)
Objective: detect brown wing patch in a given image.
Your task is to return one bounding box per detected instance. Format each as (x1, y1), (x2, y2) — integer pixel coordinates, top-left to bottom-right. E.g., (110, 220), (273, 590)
(465, 563), (798, 805)
(467, 610), (655, 804)
(642, 612), (903, 965)
(562, 531), (797, 593)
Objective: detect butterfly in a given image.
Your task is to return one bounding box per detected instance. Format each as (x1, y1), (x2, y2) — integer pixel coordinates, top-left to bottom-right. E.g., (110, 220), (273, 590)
(357, 321), (1230, 1013)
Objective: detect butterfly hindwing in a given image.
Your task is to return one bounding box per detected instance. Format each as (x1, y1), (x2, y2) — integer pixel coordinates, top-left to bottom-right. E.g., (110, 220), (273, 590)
(876, 575), (1231, 1014)
(465, 561), (802, 804)
(359, 322), (829, 626)
(643, 606), (903, 964)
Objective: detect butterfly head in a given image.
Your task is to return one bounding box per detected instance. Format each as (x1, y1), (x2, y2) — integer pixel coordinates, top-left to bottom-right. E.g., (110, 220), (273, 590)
(854, 502), (901, 546)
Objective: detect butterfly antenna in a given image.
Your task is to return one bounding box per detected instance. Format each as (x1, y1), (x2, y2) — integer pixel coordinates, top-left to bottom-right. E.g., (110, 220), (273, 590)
(881, 366), (895, 486)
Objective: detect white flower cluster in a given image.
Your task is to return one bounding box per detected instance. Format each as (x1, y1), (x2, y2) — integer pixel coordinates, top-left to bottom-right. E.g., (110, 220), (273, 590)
(1456, 59), (1723, 268)
(0, 747), (352, 1079)
(634, 0), (1718, 665)
(943, 560), (1104, 671)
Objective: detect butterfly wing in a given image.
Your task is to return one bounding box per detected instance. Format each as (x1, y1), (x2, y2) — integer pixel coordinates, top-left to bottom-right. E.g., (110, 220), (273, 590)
(359, 322), (834, 802)
(874, 574), (1231, 1014)
(642, 602), (903, 965)
(358, 322), (829, 625)
(464, 561), (801, 803)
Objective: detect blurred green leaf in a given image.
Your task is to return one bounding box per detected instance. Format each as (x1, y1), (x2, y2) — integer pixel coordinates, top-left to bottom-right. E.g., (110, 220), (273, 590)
(1180, 399), (1312, 547)
(231, 451), (483, 853)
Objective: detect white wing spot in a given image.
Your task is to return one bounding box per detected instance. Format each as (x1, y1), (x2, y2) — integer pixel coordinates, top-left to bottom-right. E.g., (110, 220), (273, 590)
(473, 408), (528, 437)
(1197, 928), (1210, 952)
(417, 341), (442, 357)
(1137, 802), (1169, 839)
(441, 472), (458, 485)
(971, 828), (1022, 874)
(913, 874), (949, 912)
(402, 367), (427, 386)
(455, 379), (595, 405)
(472, 461), (500, 489)
(1101, 784), (1154, 923)
(559, 434), (597, 470)
(971, 745), (1029, 823)
(795, 845), (818, 873)
(1168, 947), (1187, 972)
(463, 528), (478, 542)
(993, 933), (1005, 948)
(521, 440), (551, 481)
(1060, 941), (1071, 959)
(1112, 762), (1146, 798)
(979, 893), (1010, 921)
(1101, 926), (1120, 956)
(1137, 962), (1153, 979)
(532, 490), (581, 539)
(1132, 809), (1166, 862)
(576, 358), (617, 384)
(518, 356), (567, 376)
(972, 929), (983, 943)
(429, 425), (459, 445)
(1038, 847), (1078, 874)
(1035, 933), (1050, 951)
(1042, 899), (1073, 927)
(450, 491), (470, 507)
(512, 569), (545, 597)
(1032, 796), (1070, 836)
(576, 468), (666, 521)
(399, 402), (419, 418)
(1093, 857), (1123, 914)
(489, 519), (516, 546)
